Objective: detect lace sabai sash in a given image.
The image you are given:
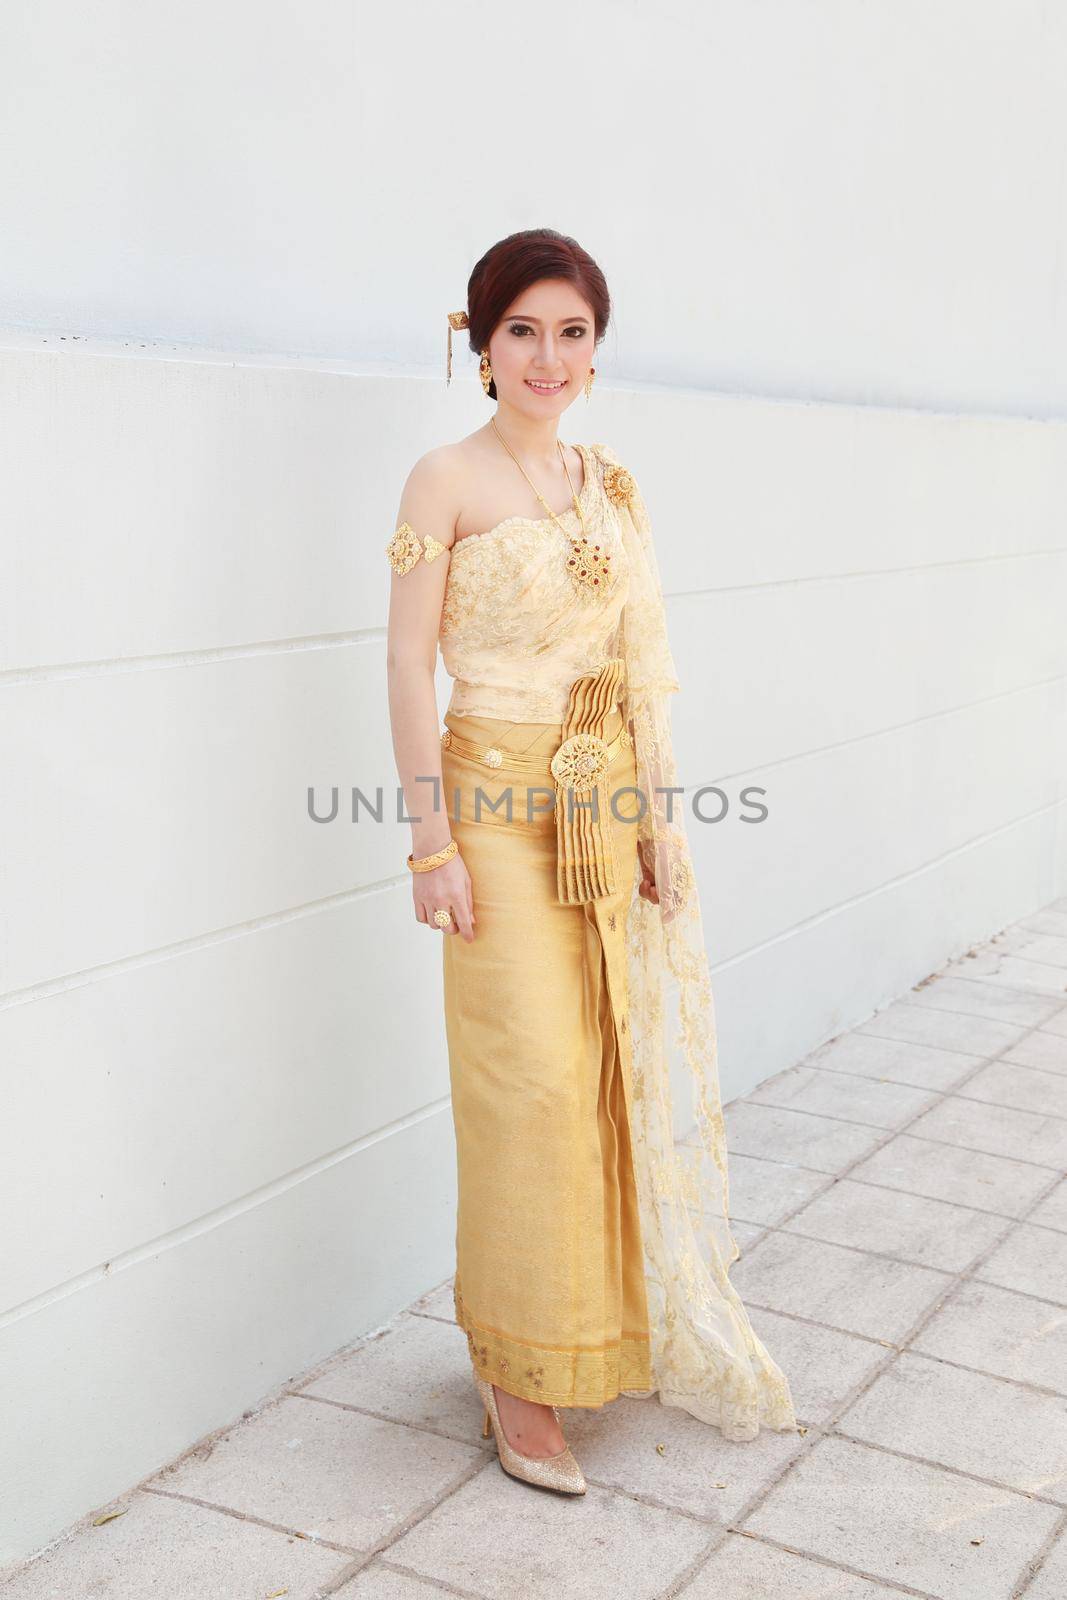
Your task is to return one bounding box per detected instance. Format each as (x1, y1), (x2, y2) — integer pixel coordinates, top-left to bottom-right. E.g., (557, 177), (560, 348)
(597, 442), (798, 1440)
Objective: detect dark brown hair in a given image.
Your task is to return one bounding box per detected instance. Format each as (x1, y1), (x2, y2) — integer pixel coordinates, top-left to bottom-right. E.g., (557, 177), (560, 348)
(464, 228), (611, 400)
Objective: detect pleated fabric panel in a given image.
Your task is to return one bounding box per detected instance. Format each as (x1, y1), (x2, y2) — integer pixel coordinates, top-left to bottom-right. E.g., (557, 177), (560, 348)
(554, 656), (627, 906)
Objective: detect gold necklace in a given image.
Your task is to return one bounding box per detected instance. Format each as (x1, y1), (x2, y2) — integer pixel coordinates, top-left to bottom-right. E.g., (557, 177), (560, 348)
(490, 417), (614, 598)
(490, 416), (587, 537)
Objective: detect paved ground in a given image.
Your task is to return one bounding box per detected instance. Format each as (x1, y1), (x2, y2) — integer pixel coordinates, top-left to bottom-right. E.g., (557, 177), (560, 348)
(5, 898), (1067, 1600)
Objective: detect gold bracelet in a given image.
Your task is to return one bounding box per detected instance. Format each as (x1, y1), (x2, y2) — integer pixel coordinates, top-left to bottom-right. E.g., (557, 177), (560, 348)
(407, 838), (459, 873)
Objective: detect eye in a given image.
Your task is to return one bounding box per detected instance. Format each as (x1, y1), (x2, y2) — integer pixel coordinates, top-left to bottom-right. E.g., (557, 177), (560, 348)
(506, 323), (590, 338)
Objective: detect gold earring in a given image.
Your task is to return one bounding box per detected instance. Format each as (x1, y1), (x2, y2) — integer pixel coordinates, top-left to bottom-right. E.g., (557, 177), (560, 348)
(584, 366), (595, 401)
(479, 348), (493, 397)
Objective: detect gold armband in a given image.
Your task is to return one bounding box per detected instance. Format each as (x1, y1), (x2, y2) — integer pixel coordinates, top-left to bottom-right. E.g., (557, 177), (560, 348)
(386, 521), (448, 576)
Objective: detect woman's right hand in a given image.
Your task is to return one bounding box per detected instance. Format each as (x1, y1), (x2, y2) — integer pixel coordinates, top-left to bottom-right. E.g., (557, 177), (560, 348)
(412, 852), (476, 942)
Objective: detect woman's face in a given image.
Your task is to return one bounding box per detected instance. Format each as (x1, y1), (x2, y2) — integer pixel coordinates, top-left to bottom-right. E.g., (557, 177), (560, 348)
(488, 278), (596, 414)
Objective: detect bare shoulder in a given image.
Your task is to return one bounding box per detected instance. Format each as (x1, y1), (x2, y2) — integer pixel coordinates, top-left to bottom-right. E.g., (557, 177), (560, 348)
(395, 443), (467, 551)
(402, 433), (498, 520)
(401, 442), (467, 496)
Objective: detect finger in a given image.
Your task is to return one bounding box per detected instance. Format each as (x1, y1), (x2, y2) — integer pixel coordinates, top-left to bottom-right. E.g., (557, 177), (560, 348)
(452, 899), (475, 942)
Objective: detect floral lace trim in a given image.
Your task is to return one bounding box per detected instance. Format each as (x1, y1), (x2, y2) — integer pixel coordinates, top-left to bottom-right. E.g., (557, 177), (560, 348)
(593, 440), (801, 1443)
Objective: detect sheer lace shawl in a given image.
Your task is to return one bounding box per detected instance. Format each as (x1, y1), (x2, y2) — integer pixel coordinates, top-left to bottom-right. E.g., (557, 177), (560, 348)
(595, 442), (798, 1440)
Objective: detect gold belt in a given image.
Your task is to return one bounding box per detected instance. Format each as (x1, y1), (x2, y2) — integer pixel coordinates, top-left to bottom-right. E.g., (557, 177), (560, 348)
(442, 656), (632, 906)
(440, 722), (631, 788)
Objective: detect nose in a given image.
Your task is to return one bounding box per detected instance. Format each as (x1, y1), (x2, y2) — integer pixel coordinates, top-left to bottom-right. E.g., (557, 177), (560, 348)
(533, 332), (564, 370)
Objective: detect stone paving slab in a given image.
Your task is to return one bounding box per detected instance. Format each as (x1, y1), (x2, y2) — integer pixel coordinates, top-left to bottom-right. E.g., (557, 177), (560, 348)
(747, 1062), (941, 1128)
(741, 1434), (1062, 1600)
(384, 1465), (713, 1600)
(838, 1349), (1067, 1503)
(976, 1219), (1067, 1302)
(721, 1101), (887, 1172)
(806, 1026), (985, 1090)
(962, 1057), (1067, 1118)
(554, 1391), (804, 1522)
(906, 975), (1062, 1027)
(0, 1491), (349, 1599)
(297, 1310), (490, 1448)
(1030, 1177), (1067, 1231)
(407, 1277), (458, 1322)
(1008, 933), (1067, 969)
(741, 1308), (893, 1426)
(848, 1129), (1054, 1214)
(679, 1531), (910, 1599)
(146, 1392), (483, 1550)
(728, 1228), (953, 1341)
(780, 1175), (1008, 1270)
(857, 997), (1033, 1057)
(911, 1276), (1067, 1392)
(709, 1149), (829, 1226)
(1007, 1028), (1067, 1074)
(908, 1090), (1067, 1167)
(337, 1565), (463, 1598)
(941, 950), (1067, 996)
(1019, 910), (1067, 937)
(1019, 1524), (1067, 1600)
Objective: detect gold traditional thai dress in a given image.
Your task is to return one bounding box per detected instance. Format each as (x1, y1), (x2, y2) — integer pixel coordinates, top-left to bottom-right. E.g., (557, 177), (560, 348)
(386, 442), (797, 1441)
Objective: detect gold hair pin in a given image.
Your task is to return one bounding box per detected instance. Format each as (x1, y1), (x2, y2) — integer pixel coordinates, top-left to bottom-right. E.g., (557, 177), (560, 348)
(447, 310), (469, 385)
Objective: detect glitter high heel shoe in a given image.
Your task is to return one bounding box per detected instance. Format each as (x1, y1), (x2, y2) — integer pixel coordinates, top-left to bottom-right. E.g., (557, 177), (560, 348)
(473, 1373), (587, 1496)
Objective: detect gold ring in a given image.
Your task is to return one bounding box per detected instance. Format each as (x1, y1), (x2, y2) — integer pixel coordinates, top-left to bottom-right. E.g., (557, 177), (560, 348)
(432, 908), (454, 928)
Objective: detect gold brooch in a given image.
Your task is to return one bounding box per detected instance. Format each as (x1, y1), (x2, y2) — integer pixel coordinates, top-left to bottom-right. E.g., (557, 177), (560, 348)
(550, 732), (610, 793)
(566, 535), (613, 596)
(386, 522), (447, 576)
(603, 463), (637, 509)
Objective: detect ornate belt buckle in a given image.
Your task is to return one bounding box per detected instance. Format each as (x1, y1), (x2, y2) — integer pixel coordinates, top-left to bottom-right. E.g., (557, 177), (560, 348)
(550, 732), (610, 793)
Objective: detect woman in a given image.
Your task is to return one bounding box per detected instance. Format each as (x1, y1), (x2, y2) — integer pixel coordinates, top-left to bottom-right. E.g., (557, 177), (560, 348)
(385, 229), (797, 1495)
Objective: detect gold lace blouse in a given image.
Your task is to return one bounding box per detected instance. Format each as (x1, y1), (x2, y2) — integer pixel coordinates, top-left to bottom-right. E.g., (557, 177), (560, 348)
(437, 441), (630, 723)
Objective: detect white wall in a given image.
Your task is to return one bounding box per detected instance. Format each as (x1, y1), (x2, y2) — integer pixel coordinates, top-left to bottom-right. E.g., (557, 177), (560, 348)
(2, 338), (1065, 1563)
(0, 1), (1065, 419)
(2, 0), (1066, 1569)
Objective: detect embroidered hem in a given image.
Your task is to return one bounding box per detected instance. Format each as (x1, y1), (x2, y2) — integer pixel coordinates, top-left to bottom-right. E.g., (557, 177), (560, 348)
(455, 1280), (653, 1408)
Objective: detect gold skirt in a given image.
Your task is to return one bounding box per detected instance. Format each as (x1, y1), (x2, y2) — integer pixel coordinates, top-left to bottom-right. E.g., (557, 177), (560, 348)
(440, 659), (654, 1408)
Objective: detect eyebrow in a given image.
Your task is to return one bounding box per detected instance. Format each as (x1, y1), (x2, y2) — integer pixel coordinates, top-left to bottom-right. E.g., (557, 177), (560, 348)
(505, 313), (591, 324)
